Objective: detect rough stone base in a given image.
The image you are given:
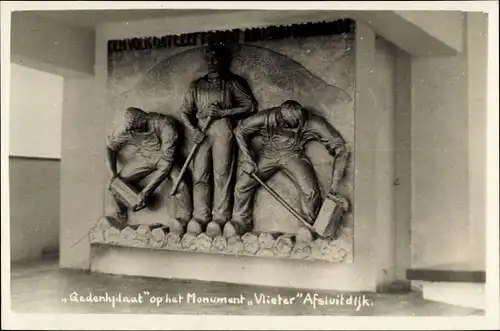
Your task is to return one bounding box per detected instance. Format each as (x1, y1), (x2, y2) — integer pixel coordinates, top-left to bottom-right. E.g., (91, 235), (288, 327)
(90, 217), (352, 263)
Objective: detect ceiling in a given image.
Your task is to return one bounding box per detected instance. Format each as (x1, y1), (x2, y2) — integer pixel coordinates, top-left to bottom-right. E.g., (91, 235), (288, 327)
(18, 9), (247, 29)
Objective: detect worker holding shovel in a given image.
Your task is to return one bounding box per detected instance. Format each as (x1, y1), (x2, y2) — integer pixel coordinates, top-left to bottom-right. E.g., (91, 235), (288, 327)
(228, 100), (350, 242)
(178, 44), (258, 238)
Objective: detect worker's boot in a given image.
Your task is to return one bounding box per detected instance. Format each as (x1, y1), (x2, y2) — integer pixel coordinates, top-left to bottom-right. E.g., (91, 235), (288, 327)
(223, 221), (247, 238)
(205, 221), (222, 238)
(186, 219), (203, 236)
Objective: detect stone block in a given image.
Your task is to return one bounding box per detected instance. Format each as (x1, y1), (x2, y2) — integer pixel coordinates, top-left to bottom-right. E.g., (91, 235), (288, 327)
(181, 233), (197, 251)
(291, 242), (312, 259)
(195, 233), (213, 253)
(150, 227), (167, 248)
(104, 227), (120, 245)
(274, 235), (294, 258)
(134, 225), (152, 247)
(226, 236), (243, 255)
(211, 236), (228, 253)
(165, 232), (182, 250)
(257, 232), (276, 257)
(90, 228), (104, 244)
(119, 227), (137, 246)
(241, 233), (259, 255)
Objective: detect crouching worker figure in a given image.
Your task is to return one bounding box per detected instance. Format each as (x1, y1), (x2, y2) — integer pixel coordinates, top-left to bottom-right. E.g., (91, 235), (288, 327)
(105, 107), (191, 233)
(227, 100), (349, 241)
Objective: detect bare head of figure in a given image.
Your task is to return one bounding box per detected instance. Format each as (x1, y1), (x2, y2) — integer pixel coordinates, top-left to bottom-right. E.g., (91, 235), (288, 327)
(123, 107), (148, 132)
(204, 44), (232, 75)
(280, 100), (305, 129)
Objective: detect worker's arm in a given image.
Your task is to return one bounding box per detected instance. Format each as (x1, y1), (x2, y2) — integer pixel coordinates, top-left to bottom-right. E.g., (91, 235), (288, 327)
(133, 120), (177, 209)
(106, 126), (128, 185)
(233, 112), (266, 173)
(158, 121), (178, 163)
(220, 76), (258, 118)
(306, 114), (349, 196)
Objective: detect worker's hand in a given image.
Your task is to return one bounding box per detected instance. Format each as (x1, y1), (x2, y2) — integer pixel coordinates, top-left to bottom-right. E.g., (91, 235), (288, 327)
(133, 192), (148, 212)
(327, 192), (349, 211)
(241, 159), (257, 174)
(197, 102), (224, 119)
(192, 129), (206, 144)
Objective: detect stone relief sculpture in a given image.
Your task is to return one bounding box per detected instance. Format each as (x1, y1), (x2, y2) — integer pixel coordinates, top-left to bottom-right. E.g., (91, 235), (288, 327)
(97, 32), (355, 263)
(105, 107), (191, 232)
(176, 44), (258, 238)
(230, 100), (350, 241)
(97, 99), (352, 262)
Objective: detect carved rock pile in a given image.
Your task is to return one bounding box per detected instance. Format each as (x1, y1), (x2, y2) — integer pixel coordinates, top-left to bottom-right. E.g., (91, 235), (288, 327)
(91, 217), (351, 263)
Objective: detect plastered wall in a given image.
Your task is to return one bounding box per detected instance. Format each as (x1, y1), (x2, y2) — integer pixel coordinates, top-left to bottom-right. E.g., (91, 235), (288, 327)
(409, 13), (488, 269)
(9, 63), (63, 262)
(411, 49), (470, 267)
(9, 63), (63, 159)
(9, 157), (60, 262)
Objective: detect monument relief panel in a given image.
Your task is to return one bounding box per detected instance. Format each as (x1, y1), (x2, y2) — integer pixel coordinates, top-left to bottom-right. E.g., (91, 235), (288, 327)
(93, 19), (356, 263)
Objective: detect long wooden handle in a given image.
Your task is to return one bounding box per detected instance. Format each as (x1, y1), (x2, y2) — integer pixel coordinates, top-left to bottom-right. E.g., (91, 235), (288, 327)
(250, 172), (317, 234)
(170, 117), (212, 196)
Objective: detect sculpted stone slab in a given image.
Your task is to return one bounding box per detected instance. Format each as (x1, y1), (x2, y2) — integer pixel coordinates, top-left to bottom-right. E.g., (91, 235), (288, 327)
(102, 24), (355, 263)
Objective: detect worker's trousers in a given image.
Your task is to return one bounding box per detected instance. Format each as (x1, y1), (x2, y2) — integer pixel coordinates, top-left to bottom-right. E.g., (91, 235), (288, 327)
(192, 118), (236, 226)
(232, 152), (322, 230)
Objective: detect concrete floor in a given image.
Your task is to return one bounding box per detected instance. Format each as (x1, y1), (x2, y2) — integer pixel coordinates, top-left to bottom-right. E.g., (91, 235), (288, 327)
(10, 258), (484, 316)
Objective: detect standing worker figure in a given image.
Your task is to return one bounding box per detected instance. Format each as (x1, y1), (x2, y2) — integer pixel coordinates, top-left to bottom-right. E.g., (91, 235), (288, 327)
(229, 100), (350, 241)
(180, 44), (258, 238)
(105, 107), (192, 232)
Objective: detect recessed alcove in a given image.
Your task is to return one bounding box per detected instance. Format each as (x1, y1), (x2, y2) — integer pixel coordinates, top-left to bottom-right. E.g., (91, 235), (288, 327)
(22, 9), (483, 297)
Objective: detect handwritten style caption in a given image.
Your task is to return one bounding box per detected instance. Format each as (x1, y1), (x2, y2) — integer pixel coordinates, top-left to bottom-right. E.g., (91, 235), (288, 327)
(62, 291), (374, 311)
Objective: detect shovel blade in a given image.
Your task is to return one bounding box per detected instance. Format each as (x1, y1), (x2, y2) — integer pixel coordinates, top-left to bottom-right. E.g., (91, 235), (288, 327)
(314, 196), (345, 238)
(110, 177), (140, 209)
